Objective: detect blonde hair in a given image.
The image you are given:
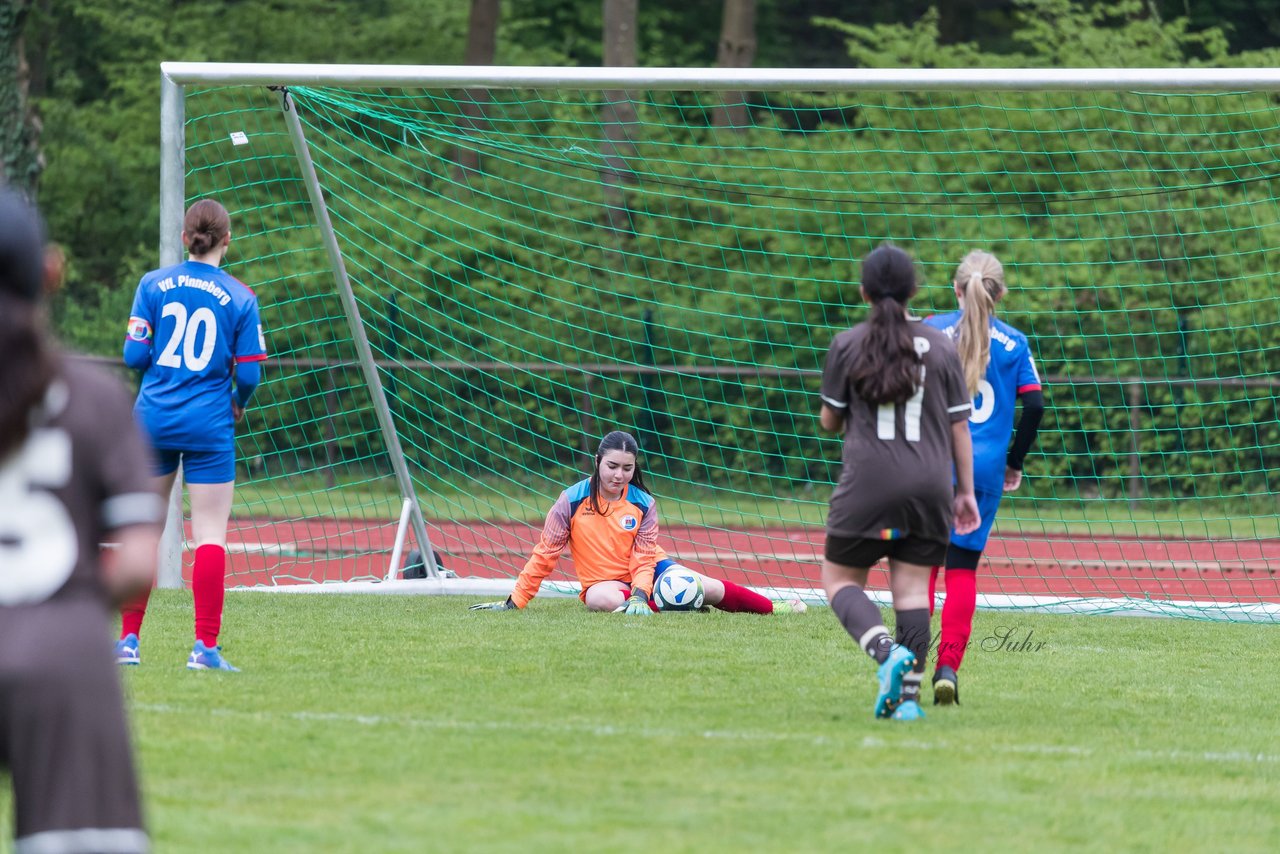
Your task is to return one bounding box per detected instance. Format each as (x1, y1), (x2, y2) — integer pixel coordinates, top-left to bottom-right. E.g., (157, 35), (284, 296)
(953, 250), (1007, 397)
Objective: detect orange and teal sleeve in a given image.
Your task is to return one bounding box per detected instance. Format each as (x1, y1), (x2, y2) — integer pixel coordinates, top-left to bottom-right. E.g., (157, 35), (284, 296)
(510, 493), (573, 608)
(626, 500), (660, 598)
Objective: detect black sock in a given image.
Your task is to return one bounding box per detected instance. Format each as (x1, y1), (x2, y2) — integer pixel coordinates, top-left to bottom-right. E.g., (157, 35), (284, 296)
(901, 671), (923, 705)
(832, 586), (893, 664)
(895, 607), (930, 704)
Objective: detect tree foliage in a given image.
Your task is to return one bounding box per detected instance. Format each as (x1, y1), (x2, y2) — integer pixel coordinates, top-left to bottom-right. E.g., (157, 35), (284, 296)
(16, 0), (1280, 499)
(0, 0), (41, 191)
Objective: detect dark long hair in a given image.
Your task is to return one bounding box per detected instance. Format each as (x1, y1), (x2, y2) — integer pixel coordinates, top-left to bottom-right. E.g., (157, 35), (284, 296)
(588, 430), (650, 514)
(184, 198), (231, 257)
(0, 190), (57, 460)
(848, 244), (922, 406)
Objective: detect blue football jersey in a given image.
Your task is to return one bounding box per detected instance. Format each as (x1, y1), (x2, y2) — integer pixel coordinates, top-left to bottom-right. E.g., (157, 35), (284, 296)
(923, 311), (1041, 491)
(126, 260), (267, 450)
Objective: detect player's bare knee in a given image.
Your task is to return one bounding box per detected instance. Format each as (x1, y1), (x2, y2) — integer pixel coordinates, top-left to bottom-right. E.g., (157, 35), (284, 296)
(698, 572), (725, 605)
(584, 584), (627, 611)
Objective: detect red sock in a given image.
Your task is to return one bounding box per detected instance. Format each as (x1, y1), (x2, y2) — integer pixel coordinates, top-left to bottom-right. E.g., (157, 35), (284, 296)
(928, 566), (941, 616)
(714, 579), (774, 614)
(937, 567), (978, 670)
(120, 588), (152, 638)
(192, 544), (227, 647)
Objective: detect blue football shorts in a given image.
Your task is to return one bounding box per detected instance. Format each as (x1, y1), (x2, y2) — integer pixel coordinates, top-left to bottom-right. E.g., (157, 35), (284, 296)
(150, 447), (236, 484)
(950, 487), (1005, 553)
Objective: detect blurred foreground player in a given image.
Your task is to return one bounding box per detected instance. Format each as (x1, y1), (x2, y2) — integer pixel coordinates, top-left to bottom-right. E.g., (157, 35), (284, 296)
(0, 188), (163, 854)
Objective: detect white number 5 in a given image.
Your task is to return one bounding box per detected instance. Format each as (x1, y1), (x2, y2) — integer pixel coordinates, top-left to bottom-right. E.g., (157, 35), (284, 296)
(156, 303), (218, 371)
(0, 429), (78, 605)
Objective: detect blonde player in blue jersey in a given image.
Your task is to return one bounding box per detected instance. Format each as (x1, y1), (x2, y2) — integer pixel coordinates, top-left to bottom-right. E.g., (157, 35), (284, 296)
(116, 199), (267, 672)
(923, 250), (1045, 705)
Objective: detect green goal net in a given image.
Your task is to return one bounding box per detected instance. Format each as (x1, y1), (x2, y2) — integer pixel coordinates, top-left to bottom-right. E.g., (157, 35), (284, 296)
(167, 66), (1279, 621)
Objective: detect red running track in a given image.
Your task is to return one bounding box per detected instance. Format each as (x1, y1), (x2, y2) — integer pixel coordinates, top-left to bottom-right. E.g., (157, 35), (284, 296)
(198, 518), (1280, 604)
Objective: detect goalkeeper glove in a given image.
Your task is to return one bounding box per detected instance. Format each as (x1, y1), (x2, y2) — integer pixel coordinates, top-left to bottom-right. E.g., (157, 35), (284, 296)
(469, 597), (517, 611)
(617, 590), (653, 616)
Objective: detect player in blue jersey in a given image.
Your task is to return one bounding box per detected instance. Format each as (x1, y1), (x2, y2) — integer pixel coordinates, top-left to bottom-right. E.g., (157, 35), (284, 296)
(923, 250), (1045, 705)
(117, 199), (267, 672)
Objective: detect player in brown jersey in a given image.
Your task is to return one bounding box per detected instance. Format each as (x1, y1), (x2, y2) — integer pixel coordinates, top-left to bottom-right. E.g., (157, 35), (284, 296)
(818, 244), (980, 722)
(0, 189), (164, 853)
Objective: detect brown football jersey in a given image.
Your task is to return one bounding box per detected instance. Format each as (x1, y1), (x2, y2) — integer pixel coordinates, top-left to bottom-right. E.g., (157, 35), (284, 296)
(0, 357), (163, 608)
(820, 319), (972, 545)
(0, 358), (160, 849)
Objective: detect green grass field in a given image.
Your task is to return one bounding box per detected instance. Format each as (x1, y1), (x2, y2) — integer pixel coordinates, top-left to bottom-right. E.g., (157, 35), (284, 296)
(4, 592), (1276, 852)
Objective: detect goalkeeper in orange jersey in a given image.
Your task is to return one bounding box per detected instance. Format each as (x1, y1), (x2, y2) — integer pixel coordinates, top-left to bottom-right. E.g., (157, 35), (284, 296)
(470, 430), (806, 615)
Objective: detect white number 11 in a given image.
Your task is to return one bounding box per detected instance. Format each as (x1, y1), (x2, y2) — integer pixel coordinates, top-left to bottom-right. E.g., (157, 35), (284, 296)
(876, 366), (926, 442)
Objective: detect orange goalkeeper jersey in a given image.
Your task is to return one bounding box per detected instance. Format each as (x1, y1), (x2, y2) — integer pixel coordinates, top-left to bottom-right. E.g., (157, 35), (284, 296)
(510, 479), (662, 608)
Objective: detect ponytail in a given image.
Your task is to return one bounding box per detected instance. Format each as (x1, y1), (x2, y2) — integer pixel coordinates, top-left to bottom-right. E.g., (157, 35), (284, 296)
(184, 198), (231, 257)
(0, 294), (57, 459)
(848, 243), (921, 405)
(953, 250), (1007, 397)
(851, 296), (920, 405)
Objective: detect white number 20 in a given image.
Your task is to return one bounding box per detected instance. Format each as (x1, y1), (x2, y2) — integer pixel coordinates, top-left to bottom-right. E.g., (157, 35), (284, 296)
(156, 303), (218, 371)
(0, 429), (77, 605)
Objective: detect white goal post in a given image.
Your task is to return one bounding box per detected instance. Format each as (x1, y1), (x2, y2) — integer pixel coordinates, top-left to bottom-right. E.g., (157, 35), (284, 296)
(155, 62), (1280, 620)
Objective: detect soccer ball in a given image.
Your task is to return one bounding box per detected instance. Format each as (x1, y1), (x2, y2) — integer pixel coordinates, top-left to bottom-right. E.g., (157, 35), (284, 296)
(653, 569), (705, 611)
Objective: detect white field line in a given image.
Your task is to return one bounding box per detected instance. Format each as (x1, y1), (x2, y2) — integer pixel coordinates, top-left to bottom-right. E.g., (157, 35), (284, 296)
(234, 578), (1280, 622)
(219, 540), (1274, 573)
(132, 702), (1279, 766)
